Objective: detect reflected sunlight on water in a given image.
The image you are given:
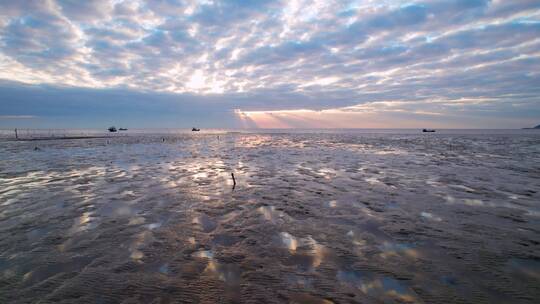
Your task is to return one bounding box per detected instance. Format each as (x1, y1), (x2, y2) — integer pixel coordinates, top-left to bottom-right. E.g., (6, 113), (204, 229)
(0, 131), (539, 303)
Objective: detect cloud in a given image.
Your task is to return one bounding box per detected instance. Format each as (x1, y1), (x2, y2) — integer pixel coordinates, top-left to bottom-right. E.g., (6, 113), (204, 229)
(191, 0), (279, 27)
(0, 5), (81, 68)
(0, 0), (538, 128)
(0, 115), (36, 119)
(56, 0), (113, 22)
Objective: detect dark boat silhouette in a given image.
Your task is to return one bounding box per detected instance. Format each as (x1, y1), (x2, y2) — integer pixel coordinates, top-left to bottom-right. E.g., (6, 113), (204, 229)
(108, 126), (117, 132)
(192, 128), (200, 131)
(422, 129), (436, 132)
(119, 128), (128, 131)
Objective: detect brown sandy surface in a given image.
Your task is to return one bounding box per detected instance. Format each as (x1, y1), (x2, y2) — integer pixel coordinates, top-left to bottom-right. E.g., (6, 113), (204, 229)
(0, 132), (539, 303)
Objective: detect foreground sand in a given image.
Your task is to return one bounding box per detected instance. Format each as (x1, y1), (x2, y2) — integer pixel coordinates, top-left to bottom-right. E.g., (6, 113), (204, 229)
(1, 132), (539, 303)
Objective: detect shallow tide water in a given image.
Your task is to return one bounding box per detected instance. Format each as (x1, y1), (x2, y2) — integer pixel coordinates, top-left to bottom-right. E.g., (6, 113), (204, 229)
(1, 131), (539, 303)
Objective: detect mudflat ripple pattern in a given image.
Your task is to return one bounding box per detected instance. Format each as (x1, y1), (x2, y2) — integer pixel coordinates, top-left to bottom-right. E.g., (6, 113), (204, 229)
(0, 133), (539, 303)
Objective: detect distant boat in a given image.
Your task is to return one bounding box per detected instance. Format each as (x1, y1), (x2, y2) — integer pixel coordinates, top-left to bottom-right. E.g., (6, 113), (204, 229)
(192, 128), (200, 132)
(108, 126), (117, 132)
(422, 129), (436, 133)
(119, 128), (128, 131)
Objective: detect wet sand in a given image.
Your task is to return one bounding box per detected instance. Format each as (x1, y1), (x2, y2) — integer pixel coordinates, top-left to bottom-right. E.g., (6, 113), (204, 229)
(0, 132), (539, 303)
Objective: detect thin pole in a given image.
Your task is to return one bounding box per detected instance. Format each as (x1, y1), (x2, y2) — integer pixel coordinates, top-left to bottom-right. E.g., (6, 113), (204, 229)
(14, 128), (18, 139)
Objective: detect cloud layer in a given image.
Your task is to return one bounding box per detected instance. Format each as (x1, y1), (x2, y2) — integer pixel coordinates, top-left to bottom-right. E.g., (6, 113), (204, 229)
(0, 0), (539, 128)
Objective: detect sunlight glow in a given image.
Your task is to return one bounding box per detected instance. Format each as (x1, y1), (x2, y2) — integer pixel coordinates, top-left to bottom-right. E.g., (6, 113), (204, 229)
(186, 70), (206, 89)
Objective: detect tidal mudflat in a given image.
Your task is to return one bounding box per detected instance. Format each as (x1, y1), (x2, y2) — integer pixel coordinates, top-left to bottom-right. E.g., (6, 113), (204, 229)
(1, 131), (539, 303)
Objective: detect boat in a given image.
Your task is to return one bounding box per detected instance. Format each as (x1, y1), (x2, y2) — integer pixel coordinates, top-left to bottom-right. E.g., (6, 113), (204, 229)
(422, 129), (436, 132)
(108, 126), (117, 132)
(119, 128), (128, 131)
(192, 128), (200, 132)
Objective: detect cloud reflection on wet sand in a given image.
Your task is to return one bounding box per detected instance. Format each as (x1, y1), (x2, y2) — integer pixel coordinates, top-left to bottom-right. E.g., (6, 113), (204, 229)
(0, 132), (539, 303)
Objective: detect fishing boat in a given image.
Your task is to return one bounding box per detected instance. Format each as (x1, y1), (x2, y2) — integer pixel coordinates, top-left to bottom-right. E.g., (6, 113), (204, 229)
(108, 126), (117, 132)
(192, 128), (200, 132)
(422, 129), (436, 133)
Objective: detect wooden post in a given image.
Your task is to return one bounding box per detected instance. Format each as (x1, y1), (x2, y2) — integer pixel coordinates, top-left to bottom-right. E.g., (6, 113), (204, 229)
(231, 172), (236, 189)
(14, 128), (18, 139)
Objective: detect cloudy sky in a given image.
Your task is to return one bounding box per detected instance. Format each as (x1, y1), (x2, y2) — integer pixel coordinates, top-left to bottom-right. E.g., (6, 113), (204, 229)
(0, 0), (539, 129)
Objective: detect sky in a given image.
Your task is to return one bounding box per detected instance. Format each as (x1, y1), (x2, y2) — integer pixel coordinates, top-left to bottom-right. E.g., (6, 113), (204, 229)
(0, 0), (539, 129)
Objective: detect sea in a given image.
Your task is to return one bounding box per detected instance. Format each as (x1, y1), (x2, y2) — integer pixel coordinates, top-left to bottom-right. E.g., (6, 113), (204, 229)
(0, 129), (539, 303)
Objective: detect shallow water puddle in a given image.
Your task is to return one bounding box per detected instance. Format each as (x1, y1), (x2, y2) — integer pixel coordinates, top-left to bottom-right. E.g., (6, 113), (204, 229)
(21, 256), (94, 287)
(337, 270), (419, 303)
(326, 200), (338, 208)
(147, 222), (162, 230)
(344, 219), (391, 243)
(193, 250), (214, 259)
(378, 242), (420, 259)
(507, 258), (540, 279)
(207, 261), (241, 284)
(220, 209), (242, 222)
(211, 234), (241, 247)
(289, 292), (334, 304)
(128, 216), (146, 225)
(26, 226), (51, 242)
(68, 211), (97, 234)
(259, 206), (290, 223)
(279, 232), (329, 272)
(193, 249), (242, 287)
(285, 274), (314, 289)
(192, 214), (217, 232)
(158, 263), (169, 275)
(97, 197), (141, 218)
(280, 232), (298, 252)
(420, 211), (442, 221)
(128, 230), (154, 260)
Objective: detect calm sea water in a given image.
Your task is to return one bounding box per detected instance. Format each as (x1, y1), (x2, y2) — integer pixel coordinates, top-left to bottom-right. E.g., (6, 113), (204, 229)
(1, 128), (539, 139)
